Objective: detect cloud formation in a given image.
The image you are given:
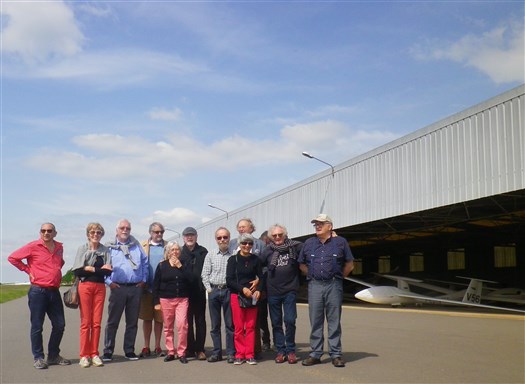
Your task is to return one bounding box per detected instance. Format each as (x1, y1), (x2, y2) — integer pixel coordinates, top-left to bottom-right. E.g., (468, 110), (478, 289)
(24, 121), (399, 180)
(411, 21), (524, 84)
(1, 1), (84, 63)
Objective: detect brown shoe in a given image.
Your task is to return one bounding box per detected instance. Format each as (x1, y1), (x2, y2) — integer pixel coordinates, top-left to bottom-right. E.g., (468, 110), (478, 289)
(275, 353), (286, 364)
(302, 356), (321, 366)
(197, 352), (207, 361)
(287, 352), (297, 364)
(332, 357), (345, 367)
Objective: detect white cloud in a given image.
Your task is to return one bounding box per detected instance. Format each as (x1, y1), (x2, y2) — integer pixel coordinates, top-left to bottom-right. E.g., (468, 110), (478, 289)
(77, 3), (113, 18)
(1, 1), (84, 63)
(411, 20), (524, 84)
(148, 107), (183, 122)
(306, 105), (361, 118)
(23, 121), (399, 181)
(146, 208), (201, 228)
(3, 49), (207, 86)
(281, 120), (347, 148)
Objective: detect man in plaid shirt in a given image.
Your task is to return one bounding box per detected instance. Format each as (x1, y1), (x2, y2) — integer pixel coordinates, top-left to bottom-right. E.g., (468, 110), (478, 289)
(201, 227), (235, 363)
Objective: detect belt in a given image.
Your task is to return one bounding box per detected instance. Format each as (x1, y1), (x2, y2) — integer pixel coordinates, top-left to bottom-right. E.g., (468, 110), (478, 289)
(311, 276), (338, 282)
(31, 284), (59, 291)
(116, 282), (140, 286)
(211, 284), (227, 289)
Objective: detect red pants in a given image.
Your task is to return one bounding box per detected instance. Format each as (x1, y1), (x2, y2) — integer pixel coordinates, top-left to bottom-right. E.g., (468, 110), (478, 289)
(160, 297), (189, 357)
(230, 293), (258, 359)
(78, 281), (106, 358)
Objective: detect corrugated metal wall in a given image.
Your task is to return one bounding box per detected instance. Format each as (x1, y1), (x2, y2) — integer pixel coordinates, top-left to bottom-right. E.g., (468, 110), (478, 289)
(195, 85), (525, 251)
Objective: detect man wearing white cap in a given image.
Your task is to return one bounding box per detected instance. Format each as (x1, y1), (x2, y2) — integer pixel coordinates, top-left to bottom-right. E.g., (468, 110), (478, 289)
(298, 214), (354, 368)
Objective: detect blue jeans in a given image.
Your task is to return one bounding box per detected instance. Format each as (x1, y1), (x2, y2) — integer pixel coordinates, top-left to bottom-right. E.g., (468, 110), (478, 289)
(28, 286), (66, 360)
(268, 291), (297, 354)
(307, 278), (343, 359)
(208, 287), (235, 357)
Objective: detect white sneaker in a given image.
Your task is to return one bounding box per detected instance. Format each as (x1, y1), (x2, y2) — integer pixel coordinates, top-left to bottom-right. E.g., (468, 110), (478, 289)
(91, 355), (104, 367)
(79, 357), (91, 368)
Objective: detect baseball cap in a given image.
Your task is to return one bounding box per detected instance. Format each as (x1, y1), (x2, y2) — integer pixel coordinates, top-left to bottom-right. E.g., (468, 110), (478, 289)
(182, 227), (197, 236)
(310, 214), (333, 224)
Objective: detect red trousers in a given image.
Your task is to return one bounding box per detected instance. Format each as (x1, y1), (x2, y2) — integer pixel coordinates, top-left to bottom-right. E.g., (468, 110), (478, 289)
(78, 281), (106, 358)
(230, 293), (258, 359)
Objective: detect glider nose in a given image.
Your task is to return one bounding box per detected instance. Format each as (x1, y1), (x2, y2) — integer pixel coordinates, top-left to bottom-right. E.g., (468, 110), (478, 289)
(355, 288), (373, 303)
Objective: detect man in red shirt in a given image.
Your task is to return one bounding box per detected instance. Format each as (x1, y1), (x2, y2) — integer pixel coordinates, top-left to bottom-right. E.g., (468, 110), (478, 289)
(8, 223), (71, 370)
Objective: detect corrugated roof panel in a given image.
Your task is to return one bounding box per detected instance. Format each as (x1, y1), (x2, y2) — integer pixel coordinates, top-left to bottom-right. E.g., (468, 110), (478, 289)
(195, 86), (525, 252)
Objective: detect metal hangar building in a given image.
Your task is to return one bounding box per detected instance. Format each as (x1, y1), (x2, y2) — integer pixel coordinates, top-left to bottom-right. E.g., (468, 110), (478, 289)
(195, 85), (525, 290)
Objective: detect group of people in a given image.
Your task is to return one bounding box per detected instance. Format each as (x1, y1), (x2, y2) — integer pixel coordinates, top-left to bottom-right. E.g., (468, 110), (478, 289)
(8, 214), (354, 370)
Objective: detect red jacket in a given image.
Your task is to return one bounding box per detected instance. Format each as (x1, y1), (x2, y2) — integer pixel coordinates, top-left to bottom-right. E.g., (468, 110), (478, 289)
(8, 239), (65, 288)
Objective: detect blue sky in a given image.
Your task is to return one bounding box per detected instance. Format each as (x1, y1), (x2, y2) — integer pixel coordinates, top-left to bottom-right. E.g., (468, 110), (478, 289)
(1, 1), (524, 283)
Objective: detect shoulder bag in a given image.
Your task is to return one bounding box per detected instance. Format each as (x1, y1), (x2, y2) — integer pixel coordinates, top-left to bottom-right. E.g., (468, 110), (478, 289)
(63, 277), (80, 309)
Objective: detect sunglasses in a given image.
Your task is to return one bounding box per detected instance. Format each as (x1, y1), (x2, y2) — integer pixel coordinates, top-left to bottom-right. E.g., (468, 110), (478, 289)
(240, 241), (253, 246)
(40, 229), (54, 234)
(216, 236), (229, 240)
(89, 230), (103, 235)
(272, 233), (284, 238)
(152, 230), (165, 235)
(119, 226), (131, 230)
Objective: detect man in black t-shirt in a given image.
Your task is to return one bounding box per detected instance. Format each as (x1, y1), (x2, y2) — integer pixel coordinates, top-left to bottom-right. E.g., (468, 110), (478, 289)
(261, 224), (302, 365)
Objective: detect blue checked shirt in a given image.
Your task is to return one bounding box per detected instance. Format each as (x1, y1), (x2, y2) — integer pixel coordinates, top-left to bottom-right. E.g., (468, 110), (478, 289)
(201, 248), (233, 291)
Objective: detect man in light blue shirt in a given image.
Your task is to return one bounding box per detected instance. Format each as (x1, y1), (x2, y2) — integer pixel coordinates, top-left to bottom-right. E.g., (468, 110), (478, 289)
(103, 219), (148, 362)
(138, 222), (168, 358)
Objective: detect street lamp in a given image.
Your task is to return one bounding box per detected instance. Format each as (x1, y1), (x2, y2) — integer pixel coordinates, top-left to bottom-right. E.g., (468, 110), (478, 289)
(302, 151), (336, 214)
(208, 203), (229, 220)
(302, 151), (335, 176)
(165, 228), (181, 238)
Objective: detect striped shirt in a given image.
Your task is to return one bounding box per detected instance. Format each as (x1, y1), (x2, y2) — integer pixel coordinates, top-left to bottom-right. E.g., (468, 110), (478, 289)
(201, 248), (233, 290)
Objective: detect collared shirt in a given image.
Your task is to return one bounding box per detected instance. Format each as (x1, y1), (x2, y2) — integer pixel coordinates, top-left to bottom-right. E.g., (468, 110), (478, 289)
(141, 239), (166, 291)
(298, 235), (353, 281)
(201, 248), (233, 291)
(105, 240), (148, 286)
(8, 239), (65, 288)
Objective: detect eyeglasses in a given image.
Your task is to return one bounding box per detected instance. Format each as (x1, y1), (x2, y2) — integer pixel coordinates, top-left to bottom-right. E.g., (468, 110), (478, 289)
(240, 242), (253, 246)
(272, 233), (284, 238)
(40, 229), (54, 234)
(89, 230), (103, 235)
(216, 236), (229, 240)
(152, 230), (165, 235)
(119, 226), (131, 230)
(313, 222), (328, 227)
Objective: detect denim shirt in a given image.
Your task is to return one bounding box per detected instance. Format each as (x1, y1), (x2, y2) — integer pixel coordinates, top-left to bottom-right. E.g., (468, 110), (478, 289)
(298, 235), (353, 280)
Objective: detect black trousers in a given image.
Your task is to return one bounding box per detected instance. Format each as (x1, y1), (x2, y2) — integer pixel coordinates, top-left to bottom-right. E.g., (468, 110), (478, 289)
(186, 290), (207, 354)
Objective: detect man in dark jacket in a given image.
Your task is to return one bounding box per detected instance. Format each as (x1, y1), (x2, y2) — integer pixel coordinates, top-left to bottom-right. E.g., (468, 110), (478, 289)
(261, 224), (302, 365)
(180, 227), (208, 360)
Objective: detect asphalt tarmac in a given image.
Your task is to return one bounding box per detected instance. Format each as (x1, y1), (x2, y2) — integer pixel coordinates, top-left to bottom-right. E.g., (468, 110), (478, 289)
(1, 289), (523, 384)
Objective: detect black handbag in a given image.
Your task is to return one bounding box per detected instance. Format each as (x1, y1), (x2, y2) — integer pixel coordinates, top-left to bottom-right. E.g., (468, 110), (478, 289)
(63, 278), (79, 309)
(237, 294), (254, 308)
(236, 256), (256, 308)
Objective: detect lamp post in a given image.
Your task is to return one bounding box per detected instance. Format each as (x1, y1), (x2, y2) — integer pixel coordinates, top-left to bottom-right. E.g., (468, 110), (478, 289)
(302, 151), (335, 213)
(208, 203), (229, 220)
(165, 228), (181, 239)
(302, 151), (335, 176)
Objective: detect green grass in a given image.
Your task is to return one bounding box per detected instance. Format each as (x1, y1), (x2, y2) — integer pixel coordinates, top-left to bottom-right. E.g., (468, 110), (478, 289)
(0, 284), (30, 304)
